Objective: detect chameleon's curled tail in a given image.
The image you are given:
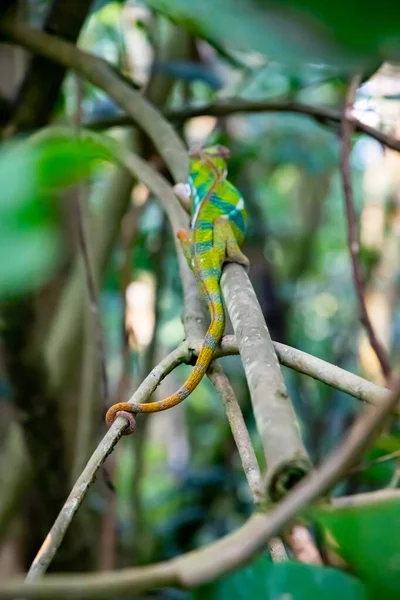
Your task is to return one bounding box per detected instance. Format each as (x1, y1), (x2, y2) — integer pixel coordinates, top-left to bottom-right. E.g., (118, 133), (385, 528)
(105, 297), (225, 432)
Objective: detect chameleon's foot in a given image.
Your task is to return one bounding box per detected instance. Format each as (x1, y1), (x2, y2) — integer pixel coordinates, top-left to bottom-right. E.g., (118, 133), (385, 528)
(105, 402), (136, 435)
(214, 216), (250, 271)
(177, 228), (189, 242)
(225, 243), (250, 271)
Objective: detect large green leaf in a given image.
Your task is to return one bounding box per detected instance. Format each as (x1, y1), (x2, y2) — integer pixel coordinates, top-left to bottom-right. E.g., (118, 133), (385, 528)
(146, 0), (400, 70)
(191, 553), (367, 600)
(0, 135), (106, 296)
(313, 493), (400, 598)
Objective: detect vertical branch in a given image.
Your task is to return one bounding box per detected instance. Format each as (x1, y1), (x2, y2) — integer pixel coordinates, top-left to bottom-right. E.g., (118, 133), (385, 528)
(72, 75), (109, 407)
(207, 363), (263, 505)
(98, 205), (140, 572)
(74, 180), (109, 407)
(340, 75), (391, 380)
(131, 213), (169, 563)
(221, 264), (311, 501)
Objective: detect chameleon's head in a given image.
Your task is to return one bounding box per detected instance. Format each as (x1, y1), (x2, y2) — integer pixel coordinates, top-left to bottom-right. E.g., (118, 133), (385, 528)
(189, 144), (230, 175)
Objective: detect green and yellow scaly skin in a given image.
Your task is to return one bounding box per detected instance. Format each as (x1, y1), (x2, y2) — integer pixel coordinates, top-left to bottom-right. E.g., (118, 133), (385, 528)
(106, 145), (249, 432)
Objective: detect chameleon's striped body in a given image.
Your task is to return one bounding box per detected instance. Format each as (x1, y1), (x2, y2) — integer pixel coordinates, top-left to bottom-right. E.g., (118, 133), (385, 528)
(105, 145), (248, 431)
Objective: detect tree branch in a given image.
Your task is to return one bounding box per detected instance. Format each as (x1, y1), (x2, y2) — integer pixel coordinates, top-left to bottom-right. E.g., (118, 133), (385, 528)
(74, 190), (109, 407)
(207, 363), (288, 561)
(221, 264), (311, 500)
(340, 76), (391, 380)
(207, 362), (264, 505)
(0, 17), (188, 183)
(88, 98), (400, 155)
(25, 345), (186, 581)
(15, 112), (398, 587)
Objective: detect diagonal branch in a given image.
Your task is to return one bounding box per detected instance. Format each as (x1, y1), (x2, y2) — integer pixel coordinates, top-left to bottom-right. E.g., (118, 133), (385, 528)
(24, 345), (186, 582)
(340, 75), (391, 380)
(221, 264), (311, 500)
(0, 17), (188, 183)
(207, 363), (264, 505)
(207, 363), (288, 561)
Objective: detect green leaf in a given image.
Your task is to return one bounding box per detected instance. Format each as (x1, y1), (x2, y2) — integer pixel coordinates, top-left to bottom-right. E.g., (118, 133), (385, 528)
(146, 0), (400, 71)
(313, 493), (400, 598)
(0, 134), (106, 297)
(191, 553), (367, 600)
(34, 135), (109, 190)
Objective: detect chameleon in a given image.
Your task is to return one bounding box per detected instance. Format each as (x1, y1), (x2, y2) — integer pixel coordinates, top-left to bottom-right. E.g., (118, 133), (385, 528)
(105, 145), (249, 433)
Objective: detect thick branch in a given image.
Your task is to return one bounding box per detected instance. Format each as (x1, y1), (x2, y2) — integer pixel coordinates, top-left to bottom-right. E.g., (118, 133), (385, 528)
(221, 264), (311, 500)
(340, 76), (391, 380)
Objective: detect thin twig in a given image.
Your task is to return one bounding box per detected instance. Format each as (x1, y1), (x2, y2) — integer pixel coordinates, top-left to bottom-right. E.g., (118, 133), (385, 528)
(3, 376), (400, 597)
(340, 75), (391, 380)
(88, 98), (400, 155)
(286, 525), (323, 565)
(331, 489), (400, 508)
(351, 448), (400, 474)
(74, 184), (109, 406)
(270, 340), (394, 412)
(207, 363), (264, 505)
(207, 363), (288, 561)
(71, 76), (109, 479)
(24, 346), (186, 582)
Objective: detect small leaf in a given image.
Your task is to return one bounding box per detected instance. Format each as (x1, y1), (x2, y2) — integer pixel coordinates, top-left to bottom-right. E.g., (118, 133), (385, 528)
(191, 553), (367, 600)
(313, 493), (400, 598)
(34, 136), (109, 190)
(0, 134), (106, 297)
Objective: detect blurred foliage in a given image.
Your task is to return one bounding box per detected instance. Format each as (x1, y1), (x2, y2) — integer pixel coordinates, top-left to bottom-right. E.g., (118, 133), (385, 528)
(144, 0), (400, 71)
(0, 135), (107, 297)
(313, 495), (400, 598)
(192, 553), (368, 600)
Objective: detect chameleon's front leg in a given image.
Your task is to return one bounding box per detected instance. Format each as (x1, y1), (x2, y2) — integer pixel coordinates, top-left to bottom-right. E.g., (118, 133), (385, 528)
(214, 217), (249, 270)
